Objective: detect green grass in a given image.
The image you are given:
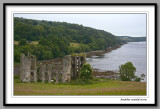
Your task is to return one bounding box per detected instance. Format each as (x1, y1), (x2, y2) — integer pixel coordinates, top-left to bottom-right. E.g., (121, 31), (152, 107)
(14, 76), (146, 95)
(30, 41), (38, 45)
(70, 53), (86, 56)
(70, 43), (80, 48)
(14, 41), (38, 45)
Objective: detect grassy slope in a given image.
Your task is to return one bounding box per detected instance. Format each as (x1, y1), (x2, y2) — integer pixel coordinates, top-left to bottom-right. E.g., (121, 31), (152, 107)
(14, 41), (38, 45)
(14, 76), (146, 95)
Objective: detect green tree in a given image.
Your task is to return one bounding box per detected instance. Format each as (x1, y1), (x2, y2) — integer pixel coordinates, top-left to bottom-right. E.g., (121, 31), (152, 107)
(20, 45), (32, 55)
(14, 17), (126, 63)
(119, 62), (136, 81)
(43, 51), (53, 60)
(96, 38), (106, 50)
(52, 46), (60, 58)
(19, 39), (27, 46)
(39, 37), (50, 46)
(79, 63), (93, 83)
(32, 45), (45, 60)
(134, 74), (145, 82)
(14, 49), (21, 63)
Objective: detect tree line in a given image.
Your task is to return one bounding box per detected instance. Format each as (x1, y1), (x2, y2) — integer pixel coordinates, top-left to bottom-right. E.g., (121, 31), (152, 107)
(14, 17), (126, 63)
(119, 36), (146, 42)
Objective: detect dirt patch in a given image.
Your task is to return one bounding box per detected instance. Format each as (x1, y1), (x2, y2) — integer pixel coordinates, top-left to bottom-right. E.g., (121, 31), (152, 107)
(92, 70), (119, 80)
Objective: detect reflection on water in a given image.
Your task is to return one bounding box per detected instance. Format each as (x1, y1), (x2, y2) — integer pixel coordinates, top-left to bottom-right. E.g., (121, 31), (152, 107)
(91, 54), (105, 59)
(86, 42), (147, 81)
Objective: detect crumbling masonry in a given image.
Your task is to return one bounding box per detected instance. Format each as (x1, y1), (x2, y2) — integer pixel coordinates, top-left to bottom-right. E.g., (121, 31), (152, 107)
(20, 54), (86, 83)
(20, 54), (37, 82)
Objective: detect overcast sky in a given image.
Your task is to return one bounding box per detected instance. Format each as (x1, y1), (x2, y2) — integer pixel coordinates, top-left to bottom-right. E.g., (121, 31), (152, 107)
(14, 14), (146, 37)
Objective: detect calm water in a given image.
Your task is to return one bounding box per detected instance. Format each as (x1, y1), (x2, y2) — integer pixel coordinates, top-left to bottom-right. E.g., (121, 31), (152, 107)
(86, 42), (147, 81)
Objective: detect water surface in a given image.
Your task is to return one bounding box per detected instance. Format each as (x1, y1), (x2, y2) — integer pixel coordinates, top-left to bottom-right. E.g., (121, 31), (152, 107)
(86, 42), (147, 81)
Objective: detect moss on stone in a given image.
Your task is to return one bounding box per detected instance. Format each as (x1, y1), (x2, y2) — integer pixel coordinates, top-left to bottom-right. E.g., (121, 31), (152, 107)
(70, 53), (86, 56)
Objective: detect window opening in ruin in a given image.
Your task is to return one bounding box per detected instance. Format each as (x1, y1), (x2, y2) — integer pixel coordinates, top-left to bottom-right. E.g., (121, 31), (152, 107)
(30, 72), (34, 82)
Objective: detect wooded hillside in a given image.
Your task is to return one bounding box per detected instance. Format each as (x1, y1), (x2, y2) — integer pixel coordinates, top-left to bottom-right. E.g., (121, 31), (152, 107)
(14, 17), (125, 63)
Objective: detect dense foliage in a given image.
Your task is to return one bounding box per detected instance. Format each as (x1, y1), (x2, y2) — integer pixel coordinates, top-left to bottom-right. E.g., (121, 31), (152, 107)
(79, 63), (93, 83)
(19, 39), (27, 46)
(119, 62), (136, 81)
(14, 17), (125, 63)
(119, 62), (146, 82)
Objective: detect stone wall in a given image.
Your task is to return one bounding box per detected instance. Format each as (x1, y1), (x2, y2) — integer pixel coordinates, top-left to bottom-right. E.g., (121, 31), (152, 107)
(39, 62), (63, 83)
(20, 54), (86, 83)
(30, 55), (37, 82)
(62, 55), (71, 83)
(20, 54), (37, 82)
(71, 55), (86, 80)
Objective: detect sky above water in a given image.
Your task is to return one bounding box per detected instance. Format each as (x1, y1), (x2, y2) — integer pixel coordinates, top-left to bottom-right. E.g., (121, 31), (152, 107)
(14, 14), (146, 37)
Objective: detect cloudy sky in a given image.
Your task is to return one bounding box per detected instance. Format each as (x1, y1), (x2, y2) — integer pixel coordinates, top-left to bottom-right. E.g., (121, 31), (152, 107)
(14, 14), (146, 37)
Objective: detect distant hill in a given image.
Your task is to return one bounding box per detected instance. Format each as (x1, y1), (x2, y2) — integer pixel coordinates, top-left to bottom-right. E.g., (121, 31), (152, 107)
(118, 36), (146, 42)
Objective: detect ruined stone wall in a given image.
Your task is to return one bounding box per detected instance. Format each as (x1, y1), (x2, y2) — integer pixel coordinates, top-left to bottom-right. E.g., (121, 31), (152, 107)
(20, 54), (86, 83)
(39, 64), (46, 83)
(20, 54), (37, 82)
(62, 56), (71, 83)
(39, 62), (62, 83)
(30, 55), (37, 82)
(71, 55), (86, 80)
(52, 62), (62, 84)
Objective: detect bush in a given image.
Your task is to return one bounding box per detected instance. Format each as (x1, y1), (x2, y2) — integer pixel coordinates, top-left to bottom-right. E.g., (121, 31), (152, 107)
(119, 62), (146, 82)
(79, 63), (93, 83)
(134, 74), (146, 82)
(19, 39), (27, 46)
(119, 62), (136, 81)
(14, 49), (21, 63)
(43, 51), (53, 60)
(134, 76), (141, 82)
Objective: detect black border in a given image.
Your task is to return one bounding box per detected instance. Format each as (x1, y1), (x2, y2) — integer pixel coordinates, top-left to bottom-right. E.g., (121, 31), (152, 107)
(3, 3), (157, 106)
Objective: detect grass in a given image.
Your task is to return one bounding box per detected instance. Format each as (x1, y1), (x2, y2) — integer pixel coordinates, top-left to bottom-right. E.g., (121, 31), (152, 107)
(70, 53), (86, 56)
(14, 41), (19, 45)
(30, 41), (38, 45)
(14, 76), (146, 95)
(14, 41), (38, 45)
(70, 43), (80, 48)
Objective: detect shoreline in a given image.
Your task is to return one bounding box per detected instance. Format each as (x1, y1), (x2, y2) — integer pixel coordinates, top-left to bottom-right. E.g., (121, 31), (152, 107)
(86, 44), (125, 58)
(92, 70), (119, 80)
(85, 44), (126, 79)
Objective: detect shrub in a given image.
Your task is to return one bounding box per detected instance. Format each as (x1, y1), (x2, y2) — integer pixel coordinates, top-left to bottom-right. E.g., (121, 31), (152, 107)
(134, 74), (146, 82)
(134, 76), (141, 82)
(79, 63), (93, 83)
(19, 39), (27, 46)
(119, 62), (146, 82)
(119, 62), (136, 81)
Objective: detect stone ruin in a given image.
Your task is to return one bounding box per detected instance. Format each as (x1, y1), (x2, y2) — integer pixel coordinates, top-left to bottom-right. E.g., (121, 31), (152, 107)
(20, 54), (37, 82)
(70, 55), (86, 80)
(20, 54), (86, 83)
